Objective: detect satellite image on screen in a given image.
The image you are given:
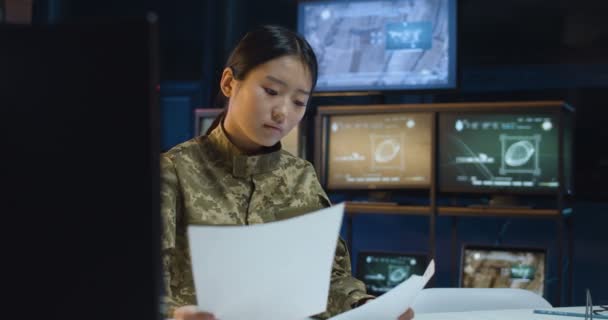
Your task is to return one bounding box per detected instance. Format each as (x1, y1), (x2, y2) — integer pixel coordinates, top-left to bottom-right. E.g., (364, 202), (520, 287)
(298, 0), (456, 91)
(357, 252), (427, 296)
(461, 247), (546, 296)
(327, 113), (432, 189)
(439, 113), (559, 192)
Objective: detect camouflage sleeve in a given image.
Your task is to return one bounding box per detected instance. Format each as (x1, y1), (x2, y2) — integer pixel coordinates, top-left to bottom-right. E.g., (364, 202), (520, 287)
(160, 154), (189, 318)
(312, 189), (376, 319)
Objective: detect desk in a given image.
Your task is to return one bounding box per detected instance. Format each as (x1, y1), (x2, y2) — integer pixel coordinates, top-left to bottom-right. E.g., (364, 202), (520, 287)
(415, 307), (595, 320)
(168, 307), (602, 320)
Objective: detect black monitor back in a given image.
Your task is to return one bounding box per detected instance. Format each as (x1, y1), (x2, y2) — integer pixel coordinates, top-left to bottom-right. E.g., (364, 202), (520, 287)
(0, 17), (160, 319)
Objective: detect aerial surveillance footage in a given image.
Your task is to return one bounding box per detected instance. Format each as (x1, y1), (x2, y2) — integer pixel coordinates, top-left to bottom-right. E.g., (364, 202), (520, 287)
(461, 247), (546, 296)
(298, 0), (456, 91)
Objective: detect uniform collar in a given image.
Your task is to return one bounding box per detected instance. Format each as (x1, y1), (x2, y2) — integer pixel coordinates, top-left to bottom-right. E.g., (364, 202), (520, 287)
(207, 121), (282, 178)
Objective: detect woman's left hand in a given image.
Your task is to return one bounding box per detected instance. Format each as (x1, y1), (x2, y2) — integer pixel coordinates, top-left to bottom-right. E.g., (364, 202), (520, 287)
(361, 299), (414, 320)
(398, 307), (415, 320)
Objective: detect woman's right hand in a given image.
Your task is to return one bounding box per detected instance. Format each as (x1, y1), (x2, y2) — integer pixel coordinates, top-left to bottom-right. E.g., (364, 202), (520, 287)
(173, 305), (216, 320)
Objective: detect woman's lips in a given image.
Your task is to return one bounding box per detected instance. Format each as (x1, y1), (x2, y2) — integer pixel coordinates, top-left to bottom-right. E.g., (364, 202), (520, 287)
(263, 124), (283, 133)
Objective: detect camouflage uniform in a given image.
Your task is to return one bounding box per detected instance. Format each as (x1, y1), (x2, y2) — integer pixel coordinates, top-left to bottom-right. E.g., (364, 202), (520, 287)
(161, 124), (374, 318)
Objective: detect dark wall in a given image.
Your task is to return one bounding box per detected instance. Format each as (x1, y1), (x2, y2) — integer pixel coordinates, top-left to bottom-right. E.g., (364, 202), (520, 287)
(458, 0), (608, 65)
(41, 0), (206, 81)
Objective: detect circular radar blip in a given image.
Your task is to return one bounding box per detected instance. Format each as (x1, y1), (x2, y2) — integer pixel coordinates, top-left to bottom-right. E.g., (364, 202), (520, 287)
(374, 139), (401, 163)
(389, 267), (408, 283)
(504, 140), (535, 167)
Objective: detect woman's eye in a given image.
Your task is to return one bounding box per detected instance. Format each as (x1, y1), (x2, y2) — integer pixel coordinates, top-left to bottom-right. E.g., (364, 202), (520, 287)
(294, 100), (306, 107)
(264, 87), (278, 96)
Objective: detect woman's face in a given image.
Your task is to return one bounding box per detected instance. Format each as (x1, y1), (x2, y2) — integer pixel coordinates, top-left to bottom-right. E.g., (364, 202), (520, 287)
(222, 55), (312, 153)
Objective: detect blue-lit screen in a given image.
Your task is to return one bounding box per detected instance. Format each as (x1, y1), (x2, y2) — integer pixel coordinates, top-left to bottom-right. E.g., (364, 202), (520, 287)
(297, 0), (457, 92)
(356, 252), (427, 296)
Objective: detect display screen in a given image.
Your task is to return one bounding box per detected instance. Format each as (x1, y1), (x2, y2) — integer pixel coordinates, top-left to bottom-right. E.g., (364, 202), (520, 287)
(326, 112), (432, 189)
(439, 112), (560, 193)
(461, 246), (546, 296)
(281, 126), (300, 157)
(198, 117), (216, 136)
(194, 109), (222, 137)
(297, 0), (457, 92)
(356, 252), (427, 296)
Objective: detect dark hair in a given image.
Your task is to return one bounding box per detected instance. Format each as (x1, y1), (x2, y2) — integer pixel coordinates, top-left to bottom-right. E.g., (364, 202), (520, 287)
(206, 25), (318, 135)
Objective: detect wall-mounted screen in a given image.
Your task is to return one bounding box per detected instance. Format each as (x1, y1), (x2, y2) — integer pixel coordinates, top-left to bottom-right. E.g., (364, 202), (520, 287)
(326, 112), (432, 189)
(297, 0), (457, 92)
(439, 112), (561, 194)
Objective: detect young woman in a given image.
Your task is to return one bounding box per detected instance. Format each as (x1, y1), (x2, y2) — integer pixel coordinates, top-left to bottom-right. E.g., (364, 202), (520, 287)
(161, 25), (415, 320)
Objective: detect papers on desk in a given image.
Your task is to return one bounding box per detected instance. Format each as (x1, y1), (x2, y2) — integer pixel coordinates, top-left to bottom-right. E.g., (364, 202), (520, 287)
(328, 260), (435, 320)
(413, 307), (603, 320)
(187, 203), (345, 320)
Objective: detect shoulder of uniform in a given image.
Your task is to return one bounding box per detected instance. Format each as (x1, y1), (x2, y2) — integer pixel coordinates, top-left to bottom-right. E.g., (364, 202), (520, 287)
(162, 136), (208, 162)
(282, 152), (331, 205)
(278, 150), (318, 172)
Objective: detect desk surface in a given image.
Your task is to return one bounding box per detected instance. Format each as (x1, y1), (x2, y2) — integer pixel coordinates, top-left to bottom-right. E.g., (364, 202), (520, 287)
(168, 306), (598, 320)
(415, 306), (592, 320)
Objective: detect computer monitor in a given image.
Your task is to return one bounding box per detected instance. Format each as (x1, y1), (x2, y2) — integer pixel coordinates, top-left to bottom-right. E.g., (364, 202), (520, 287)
(194, 108), (303, 157)
(194, 108), (223, 136)
(356, 251), (428, 296)
(297, 0), (457, 92)
(438, 111), (563, 194)
(0, 18), (161, 319)
(282, 124), (301, 158)
(460, 245), (546, 297)
(320, 110), (432, 190)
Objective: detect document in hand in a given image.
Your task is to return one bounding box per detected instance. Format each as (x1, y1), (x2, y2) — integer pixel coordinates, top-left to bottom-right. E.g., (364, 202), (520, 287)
(187, 203), (345, 320)
(328, 260), (435, 320)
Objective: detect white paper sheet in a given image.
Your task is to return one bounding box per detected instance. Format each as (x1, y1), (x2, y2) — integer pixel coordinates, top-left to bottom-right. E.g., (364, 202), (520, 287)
(187, 203), (345, 320)
(328, 260), (435, 320)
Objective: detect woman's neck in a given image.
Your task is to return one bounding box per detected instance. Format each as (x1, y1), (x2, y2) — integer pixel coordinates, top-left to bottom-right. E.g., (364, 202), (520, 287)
(221, 119), (263, 155)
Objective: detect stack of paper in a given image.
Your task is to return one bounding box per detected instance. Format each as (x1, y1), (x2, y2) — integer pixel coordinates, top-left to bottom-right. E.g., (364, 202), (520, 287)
(187, 203), (434, 320)
(329, 261), (434, 320)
